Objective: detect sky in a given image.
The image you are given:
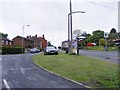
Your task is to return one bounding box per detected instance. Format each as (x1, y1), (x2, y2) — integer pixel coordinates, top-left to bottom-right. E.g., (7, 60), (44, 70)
(0, 0), (119, 47)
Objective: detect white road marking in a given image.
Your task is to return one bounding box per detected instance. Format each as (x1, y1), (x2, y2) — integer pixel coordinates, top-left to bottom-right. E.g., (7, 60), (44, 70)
(9, 68), (34, 71)
(3, 79), (11, 90)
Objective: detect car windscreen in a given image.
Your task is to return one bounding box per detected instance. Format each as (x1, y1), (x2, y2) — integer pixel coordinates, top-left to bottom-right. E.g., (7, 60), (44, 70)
(46, 47), (55, 50)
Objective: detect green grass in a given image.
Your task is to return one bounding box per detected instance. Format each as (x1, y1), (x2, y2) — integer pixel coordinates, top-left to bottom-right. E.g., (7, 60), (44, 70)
(32, 53), (119, 88)
(83, 46), (118, 51)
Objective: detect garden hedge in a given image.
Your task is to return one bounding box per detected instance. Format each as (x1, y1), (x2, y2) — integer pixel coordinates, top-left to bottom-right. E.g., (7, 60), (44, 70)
(2, 47), (25, 54)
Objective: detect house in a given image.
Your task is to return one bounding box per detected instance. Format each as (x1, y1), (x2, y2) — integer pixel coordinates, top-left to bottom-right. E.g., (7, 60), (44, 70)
(10, 34), (47, 50)
(62, 40), (68, 50)
(0, 37), (13, 47)
(113, 32), (120, 46)
(113, 39), (120, 46)
(27, 35), (42, 49)
(0, 33), (12, 47)
(12, 36), (34, 48)
(40, 34), (47, 49)
(28, 34), (47, 50)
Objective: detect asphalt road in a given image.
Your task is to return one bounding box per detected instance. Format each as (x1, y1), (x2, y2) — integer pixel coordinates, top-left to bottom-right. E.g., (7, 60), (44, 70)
(0, 55), (2, 90)
(2, 53), (90, 89)
(79, 50), (118, 64)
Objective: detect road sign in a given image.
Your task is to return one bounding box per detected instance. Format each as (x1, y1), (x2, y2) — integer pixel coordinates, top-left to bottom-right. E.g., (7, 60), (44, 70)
(104, 32), (108, 38)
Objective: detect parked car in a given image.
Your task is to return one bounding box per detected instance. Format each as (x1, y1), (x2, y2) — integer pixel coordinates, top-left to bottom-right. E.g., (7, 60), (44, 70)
(44, 46), (58, 55)
(29, 48), (40, 53)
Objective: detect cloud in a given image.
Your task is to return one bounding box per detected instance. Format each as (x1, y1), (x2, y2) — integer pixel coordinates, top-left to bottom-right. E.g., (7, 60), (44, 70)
(0, 1), (118, 46)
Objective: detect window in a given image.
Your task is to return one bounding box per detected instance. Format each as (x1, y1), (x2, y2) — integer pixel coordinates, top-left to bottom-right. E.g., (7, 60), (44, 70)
(6, 41), (8, 45)
(10, 42), (12, 45)
(2, 40), (4, 44)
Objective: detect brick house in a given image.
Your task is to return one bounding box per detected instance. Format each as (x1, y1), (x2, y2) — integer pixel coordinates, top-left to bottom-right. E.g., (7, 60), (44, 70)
(12, 36), (34, 48)
(40, 35), (47, 49)
(0, 37), (13, 47)
(12, 35), (47, 50)
(28, 34), (47, 50)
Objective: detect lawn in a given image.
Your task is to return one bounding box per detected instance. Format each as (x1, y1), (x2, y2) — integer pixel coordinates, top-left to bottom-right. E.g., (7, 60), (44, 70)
(32, 52), (119, 88)
(83, 46), (118, 51)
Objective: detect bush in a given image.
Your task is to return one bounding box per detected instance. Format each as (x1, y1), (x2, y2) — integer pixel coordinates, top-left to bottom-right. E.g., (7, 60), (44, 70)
(2, 47), (25, 54)
(99, 38), (106, 46)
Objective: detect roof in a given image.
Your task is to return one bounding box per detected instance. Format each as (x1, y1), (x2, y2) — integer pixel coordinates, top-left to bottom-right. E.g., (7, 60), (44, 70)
(12, 36), (35, 41)
(62, 40), (68, 43)
(113, 38), (120, 42)
(1, 38), (12, 42)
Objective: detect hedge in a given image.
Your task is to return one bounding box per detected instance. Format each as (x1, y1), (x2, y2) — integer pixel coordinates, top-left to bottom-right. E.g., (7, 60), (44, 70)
(2, 47), (25, 54)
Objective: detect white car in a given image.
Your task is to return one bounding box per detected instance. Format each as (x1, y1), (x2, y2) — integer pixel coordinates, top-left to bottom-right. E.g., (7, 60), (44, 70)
(44, 46), (58, 55)
(30, 48), (40, 53)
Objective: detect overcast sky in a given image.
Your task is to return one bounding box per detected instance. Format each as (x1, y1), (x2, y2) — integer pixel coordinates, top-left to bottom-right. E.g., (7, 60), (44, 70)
(0, 0), (119, 47)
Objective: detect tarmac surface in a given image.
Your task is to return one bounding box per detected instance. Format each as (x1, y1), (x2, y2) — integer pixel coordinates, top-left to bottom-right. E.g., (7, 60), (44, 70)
(2, 53), (90, 89)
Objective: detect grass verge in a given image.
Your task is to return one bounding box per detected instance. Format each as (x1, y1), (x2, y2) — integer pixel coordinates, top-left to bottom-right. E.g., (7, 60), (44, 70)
(83, 46), (118, 51)
(32, 53), (118, 88)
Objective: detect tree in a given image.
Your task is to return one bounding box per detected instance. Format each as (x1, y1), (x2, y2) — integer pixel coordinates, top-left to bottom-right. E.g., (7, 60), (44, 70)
(92, 30), (104, 45)
(108, 28), (118, 46)
(81, 31), (87, 37)
(0, 32), (8, 38)
(73, 29), (82, 39)
(47, 41), (52, 46)
(110, 28), (117, 33)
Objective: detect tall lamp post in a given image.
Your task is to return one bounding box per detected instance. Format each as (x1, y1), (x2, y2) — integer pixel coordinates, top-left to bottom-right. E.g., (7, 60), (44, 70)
(68, 11), (85, 54)
(22, 25), (30, 54)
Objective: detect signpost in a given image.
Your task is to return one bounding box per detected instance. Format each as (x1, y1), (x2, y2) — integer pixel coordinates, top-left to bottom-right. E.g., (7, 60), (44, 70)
(104, 32), (109, 59)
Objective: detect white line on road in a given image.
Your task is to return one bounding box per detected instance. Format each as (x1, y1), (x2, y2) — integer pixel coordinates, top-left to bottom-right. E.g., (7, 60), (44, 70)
(3, 79), (11, 90)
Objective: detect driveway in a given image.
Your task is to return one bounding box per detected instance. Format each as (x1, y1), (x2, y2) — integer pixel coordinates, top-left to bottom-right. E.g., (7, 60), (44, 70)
(79, 50), (118, 64)
(2, 54), (90, 89)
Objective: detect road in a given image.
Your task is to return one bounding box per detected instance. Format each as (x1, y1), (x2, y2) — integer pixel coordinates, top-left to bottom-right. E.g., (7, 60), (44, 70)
(79, 50), (119, 64)
(0, 55), (2, 90)
(2, 54), (90, 89)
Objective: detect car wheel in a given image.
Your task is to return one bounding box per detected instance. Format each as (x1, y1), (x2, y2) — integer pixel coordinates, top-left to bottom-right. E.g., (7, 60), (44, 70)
(56, 52), (58, 55)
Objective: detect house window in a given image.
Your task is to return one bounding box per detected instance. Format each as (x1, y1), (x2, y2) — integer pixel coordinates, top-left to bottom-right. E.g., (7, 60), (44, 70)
(2, 40), (4, 44)
(6, 41), (8, 45)
(10, 42), (12, 45)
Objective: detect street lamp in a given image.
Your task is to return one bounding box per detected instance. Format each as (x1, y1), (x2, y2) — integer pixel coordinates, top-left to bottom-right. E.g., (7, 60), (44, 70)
(22, 25), (30, 54)
(68, 11), (85, 54)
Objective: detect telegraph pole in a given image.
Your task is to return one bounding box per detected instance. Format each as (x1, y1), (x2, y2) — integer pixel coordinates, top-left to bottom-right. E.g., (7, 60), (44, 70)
(70, 0), (73, 54)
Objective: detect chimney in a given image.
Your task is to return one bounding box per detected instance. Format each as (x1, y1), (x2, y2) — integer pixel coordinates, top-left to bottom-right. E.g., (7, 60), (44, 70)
(35, 34), (37, 37)
(42, 34), (44, 39)
(27, 36), (29, 38)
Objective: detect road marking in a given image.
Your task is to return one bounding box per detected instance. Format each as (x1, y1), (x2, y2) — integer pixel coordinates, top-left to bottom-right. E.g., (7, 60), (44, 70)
(3, 79), (11, 90)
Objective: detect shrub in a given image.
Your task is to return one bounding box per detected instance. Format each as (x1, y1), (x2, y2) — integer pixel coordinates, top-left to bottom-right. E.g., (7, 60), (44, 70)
(2, 47), (25, 54)
(99, 38), (106, 46)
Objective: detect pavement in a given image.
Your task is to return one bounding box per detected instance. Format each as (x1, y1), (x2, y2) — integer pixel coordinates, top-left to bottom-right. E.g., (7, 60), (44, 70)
(2, 53), (91, 89)
(79, 50), (119, 64)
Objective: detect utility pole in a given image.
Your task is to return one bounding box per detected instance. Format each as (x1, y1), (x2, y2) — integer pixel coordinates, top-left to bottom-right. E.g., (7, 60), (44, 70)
(68, 14), (70, 54)
(70, 0), (73, 54)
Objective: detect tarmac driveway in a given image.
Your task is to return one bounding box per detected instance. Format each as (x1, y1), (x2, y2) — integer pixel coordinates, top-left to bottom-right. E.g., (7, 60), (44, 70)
(2, 54), (90, 89)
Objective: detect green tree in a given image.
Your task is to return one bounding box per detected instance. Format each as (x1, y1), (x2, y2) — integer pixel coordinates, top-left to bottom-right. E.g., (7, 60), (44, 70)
(0, 32), (8, 38)
(99, 38), (106, 46)
(47, 41), (52, 46)
(110, 28), (117, 33)
(86, 30), (104, 45)
(108, 28), (118, 46)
